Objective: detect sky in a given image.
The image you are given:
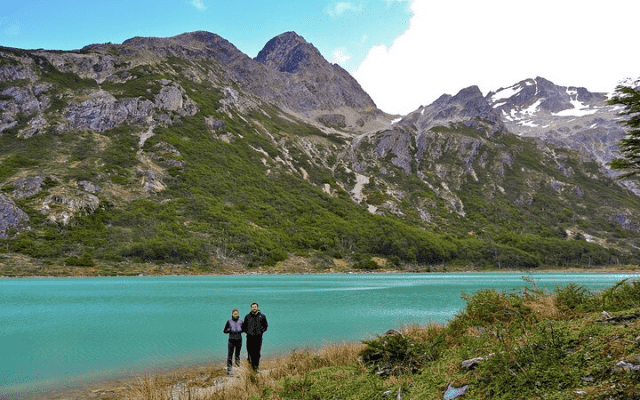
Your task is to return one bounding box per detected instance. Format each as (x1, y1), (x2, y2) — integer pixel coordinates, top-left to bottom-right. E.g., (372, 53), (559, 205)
(1, 0), (638, 115)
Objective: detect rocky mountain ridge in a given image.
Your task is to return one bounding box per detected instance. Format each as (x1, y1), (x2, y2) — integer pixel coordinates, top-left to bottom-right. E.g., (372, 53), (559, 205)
(0, 30), (639, 271)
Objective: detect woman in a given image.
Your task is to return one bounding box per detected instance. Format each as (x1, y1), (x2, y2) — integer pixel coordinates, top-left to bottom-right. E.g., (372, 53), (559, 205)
(223, 308), (243, 374)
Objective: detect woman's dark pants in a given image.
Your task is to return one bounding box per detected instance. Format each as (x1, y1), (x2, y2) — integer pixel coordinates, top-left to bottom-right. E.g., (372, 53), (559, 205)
(227, 339), (242, 370)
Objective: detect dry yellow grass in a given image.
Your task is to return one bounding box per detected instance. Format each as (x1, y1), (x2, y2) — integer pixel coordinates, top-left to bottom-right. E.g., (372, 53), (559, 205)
(522, 294), (560, 320)
(399, 323), (445, 344)
(123, 342), (366, 400)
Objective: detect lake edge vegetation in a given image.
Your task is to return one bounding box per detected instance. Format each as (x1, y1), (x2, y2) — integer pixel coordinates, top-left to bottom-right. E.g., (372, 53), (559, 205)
(120, 278), (640, 400)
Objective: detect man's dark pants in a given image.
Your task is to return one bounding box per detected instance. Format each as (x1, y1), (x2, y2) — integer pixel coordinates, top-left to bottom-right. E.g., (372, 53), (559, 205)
(227, 339), (242, 369)
(246, 335), (263, 370)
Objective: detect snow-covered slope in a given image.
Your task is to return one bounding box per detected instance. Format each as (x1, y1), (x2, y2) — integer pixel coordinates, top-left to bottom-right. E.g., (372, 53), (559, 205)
(486, 77), (628, 180)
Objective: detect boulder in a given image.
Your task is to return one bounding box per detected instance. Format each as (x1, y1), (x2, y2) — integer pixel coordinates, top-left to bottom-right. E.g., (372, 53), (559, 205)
(461, 353), (493, 370)
(78, 180), (101, 193)
(155, 85), (183, 111)
(204, 117), (226, 131)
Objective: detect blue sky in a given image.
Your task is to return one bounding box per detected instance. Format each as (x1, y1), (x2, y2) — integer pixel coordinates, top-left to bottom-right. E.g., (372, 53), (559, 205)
(1, 1), (638, 115)
(0, 1), (411, 73)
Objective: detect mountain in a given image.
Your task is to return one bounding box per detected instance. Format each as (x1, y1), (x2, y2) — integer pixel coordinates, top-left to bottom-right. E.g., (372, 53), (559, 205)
(254, 32), (379, 123)
(0, 31), (639, 274)
(485, 77), (634, 191)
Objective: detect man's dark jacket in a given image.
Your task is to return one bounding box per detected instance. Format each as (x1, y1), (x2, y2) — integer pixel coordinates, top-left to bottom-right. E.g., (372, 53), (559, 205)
(242, 311), (268, 337)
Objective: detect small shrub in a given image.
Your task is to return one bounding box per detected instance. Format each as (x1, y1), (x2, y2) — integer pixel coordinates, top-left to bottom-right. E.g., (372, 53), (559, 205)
(555, 282), (592, 311)
(353, 259), (379, 270)
(597, 278), (640, 311)
(360, 332), (439, 376)
(263, 248), (288, 266)
(64, 253), (95, 267)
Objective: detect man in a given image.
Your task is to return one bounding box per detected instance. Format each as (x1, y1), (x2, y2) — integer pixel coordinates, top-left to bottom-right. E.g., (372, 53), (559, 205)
(241, 302), (268, 371)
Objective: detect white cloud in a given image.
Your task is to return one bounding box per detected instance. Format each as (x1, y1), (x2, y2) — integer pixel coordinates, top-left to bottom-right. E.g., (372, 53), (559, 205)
(333, 47), (351, 65)
(325, 1), (364, 17)
(354, 0), (640, 115)
(191, 0), (206, 11)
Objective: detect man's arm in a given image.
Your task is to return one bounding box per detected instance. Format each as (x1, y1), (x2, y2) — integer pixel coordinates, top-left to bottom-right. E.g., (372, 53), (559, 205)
(241, 316), (247, 332)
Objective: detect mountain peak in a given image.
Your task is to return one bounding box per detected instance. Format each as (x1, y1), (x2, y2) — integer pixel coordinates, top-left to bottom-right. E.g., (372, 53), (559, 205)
(487, 76), (607, 116)
(255, 31), (322, 73)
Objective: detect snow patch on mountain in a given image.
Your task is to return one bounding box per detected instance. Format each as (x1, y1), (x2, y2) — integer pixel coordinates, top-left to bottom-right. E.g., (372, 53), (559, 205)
(491, 84), (523, 102)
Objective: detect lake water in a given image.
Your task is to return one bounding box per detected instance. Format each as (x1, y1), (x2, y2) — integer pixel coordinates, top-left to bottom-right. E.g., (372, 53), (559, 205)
(0, 272), (636, 397)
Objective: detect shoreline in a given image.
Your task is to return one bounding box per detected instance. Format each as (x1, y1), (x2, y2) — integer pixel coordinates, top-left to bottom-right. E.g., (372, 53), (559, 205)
(2, 265), (639, 279)
(12, 344), (357, 400)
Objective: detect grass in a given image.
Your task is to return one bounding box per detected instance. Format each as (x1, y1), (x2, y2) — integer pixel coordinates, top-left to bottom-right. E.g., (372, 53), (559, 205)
(119, 279), (640, 400)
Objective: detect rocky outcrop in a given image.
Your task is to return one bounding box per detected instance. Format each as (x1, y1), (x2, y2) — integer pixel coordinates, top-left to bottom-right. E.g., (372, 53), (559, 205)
(0, 57), (35, 81)
(38, 188), (100, 225)
(0, 84), (51, 136)
(63, 82), (197, 132)
(204, 116), (226, 131)
(63, 91), (155, 132)
(0, 193), (29, 237)
(12, 176), (45, 199)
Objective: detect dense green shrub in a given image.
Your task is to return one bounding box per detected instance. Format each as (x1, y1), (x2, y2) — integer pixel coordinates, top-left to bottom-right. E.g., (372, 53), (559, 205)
(353, 259), (379, 270)
(555, 283), (593, 311)
(121, 239), (205, 263)
(64, 253), (95, 267)
(361, 332), (441, 376)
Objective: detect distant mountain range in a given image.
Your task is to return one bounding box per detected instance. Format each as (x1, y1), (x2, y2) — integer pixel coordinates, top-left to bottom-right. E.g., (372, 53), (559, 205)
(0, 31), (638, 273)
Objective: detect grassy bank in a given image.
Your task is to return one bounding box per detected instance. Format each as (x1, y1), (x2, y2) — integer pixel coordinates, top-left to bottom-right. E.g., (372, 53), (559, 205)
(117, 278), (640, 400)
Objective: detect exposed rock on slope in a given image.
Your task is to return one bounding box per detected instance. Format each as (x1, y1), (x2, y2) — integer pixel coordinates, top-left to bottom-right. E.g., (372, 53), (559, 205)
(0, 194), (29, 238)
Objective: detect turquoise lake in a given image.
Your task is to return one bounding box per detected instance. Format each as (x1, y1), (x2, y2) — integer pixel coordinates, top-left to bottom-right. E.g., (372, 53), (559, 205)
(1, 272), (637, 397)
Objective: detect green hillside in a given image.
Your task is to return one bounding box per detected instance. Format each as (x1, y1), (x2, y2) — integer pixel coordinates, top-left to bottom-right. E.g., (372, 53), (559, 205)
(0, 41), (639, 276)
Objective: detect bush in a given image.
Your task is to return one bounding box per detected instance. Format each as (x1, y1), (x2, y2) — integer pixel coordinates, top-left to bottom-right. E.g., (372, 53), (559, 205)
(263, 248), (288, 266)
(361, 332), (439, 376)
(353, 259), (379, 270)
(64, 253), (95, 267)
(121, 239), (204, 263)
(555, 282), (593, 311)
(596, 278), (640, 311)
